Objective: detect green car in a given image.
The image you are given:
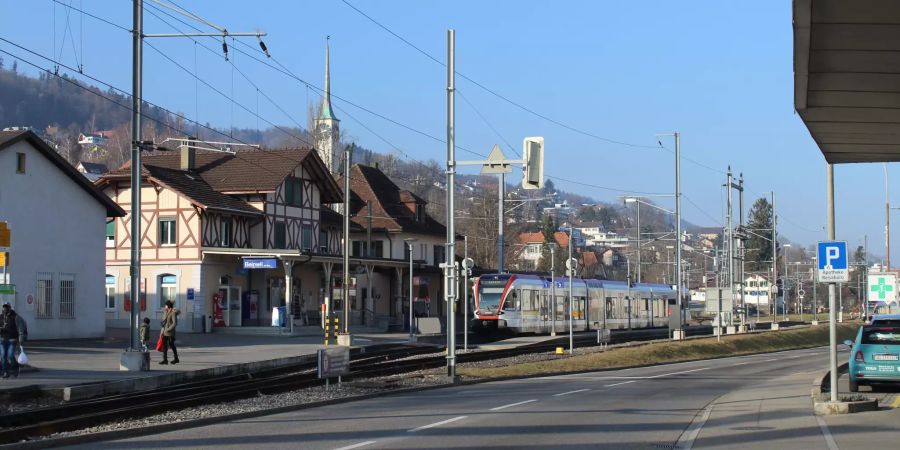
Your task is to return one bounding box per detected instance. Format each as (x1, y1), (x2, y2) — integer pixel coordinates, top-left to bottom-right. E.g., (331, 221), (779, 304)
(845, 325), (900, 392)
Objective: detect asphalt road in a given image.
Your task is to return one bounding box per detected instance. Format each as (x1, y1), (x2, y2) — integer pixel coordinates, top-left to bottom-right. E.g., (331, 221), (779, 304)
(73, 347), (900, 450)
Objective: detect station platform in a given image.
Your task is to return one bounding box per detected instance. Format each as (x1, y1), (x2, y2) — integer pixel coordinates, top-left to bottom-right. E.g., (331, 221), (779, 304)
(0, 327), (415, 400)
(473, 333), (567, 351)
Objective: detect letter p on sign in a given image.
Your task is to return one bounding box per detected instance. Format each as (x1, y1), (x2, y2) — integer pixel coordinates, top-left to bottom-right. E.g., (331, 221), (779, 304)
(825, 247), (840, 269)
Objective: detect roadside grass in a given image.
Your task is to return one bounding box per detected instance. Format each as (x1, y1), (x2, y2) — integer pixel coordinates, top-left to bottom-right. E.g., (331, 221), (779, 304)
(458, 324), (859, 379)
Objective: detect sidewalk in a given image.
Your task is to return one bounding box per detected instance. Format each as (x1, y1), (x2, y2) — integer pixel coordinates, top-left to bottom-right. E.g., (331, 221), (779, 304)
(685, 358), (900, 449)
(0, 327), (413, 395)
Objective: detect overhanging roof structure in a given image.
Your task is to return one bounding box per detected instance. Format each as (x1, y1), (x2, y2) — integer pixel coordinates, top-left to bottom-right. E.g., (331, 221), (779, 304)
(794, 0), (900, 163)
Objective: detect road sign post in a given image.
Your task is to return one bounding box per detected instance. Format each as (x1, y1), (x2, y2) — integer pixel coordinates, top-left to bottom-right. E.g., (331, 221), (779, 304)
(817, 241), (849, 283)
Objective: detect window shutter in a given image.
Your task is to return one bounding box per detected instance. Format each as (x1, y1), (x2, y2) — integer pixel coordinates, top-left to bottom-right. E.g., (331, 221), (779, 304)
(285, 180), (294, 205)
(106, 220), (115, 237)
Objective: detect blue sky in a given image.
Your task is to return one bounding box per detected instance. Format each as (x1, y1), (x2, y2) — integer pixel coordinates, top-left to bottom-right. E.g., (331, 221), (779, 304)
(0, 1), (895, 262)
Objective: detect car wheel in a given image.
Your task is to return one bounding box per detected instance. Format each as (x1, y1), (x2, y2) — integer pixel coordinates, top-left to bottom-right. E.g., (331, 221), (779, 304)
(849, 377), (859, 393)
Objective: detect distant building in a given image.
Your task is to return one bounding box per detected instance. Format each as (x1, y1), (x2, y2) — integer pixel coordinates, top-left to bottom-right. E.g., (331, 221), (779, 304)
(579, 226), (630, 249)
(313, 40), (340, 174)
(76, 161), (109, 182)
(542, 202), (575, 227)
(77, 132), (109, 146)
(0, 130), (125, 339)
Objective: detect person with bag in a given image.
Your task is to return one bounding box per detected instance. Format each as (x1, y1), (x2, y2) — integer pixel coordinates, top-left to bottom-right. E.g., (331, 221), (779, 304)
(159, 300), (179, 365)
(0, 302), (23, 378)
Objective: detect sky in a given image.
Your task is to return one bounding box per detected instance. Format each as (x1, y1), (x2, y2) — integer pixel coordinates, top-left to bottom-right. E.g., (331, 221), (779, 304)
(0, 1), (895, 262)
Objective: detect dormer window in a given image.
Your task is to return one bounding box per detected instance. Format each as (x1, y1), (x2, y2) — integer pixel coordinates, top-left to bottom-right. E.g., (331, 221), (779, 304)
(415, 204), (424, 222)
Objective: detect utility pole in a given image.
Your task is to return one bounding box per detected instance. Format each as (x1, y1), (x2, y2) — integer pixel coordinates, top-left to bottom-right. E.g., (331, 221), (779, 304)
(886, 163), (891, 271)
(636, 201), (641, 283)
(463, 236), (469, 352)
(498, 172), (505, 272)
(771, 191), (777, 321)
(726, 167), (734, 326)
(568, 226), (574, 354)
(341, 145), (351, 342)
(129, 0), (143, 354)
(445, 29), (457, 381)
(550, 244), (556, 336)
(738, 173), (745, 327)
(675, 132), (682, 328)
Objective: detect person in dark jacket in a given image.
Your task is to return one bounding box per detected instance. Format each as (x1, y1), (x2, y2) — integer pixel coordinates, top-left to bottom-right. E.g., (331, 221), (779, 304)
(160, 301), (179, 365)
(0, 302), (25, 378)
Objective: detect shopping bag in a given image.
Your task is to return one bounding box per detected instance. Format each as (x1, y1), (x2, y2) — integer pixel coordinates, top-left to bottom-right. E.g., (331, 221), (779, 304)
(17, 347), (28, 366)
(156, 334), (164, 352)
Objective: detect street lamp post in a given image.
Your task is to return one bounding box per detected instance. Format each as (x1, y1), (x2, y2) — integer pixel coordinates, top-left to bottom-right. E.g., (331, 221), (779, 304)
(567, 226), (575, 354)
(625, 197), (642, 283)
(405, 238), (417, 342)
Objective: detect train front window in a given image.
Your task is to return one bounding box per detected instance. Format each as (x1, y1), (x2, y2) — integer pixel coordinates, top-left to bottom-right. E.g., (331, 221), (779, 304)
(478, 278), (509, 311)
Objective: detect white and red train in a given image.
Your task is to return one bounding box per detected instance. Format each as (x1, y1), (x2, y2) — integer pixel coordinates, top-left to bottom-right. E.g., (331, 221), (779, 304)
(473, 273), (678, 333)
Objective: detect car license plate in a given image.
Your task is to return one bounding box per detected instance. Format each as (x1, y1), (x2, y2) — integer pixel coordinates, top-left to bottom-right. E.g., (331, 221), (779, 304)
(873, 354), (899, 361)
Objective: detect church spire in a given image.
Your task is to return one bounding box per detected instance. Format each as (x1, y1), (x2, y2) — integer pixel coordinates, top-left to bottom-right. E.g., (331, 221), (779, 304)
(320, 36), (337, 121)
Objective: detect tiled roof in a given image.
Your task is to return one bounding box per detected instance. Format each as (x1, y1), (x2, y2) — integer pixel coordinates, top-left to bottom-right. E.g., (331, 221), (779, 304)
(554, 231), (570, 248)
(518, 232), (545, 244)
(0, 130), (125, 217)
(104, 147), (342, 202)
(143, 165), (262, 216)
(338, 164), (446, 237)
(581, 251), (598, 267)
(320, 206), (365, 231)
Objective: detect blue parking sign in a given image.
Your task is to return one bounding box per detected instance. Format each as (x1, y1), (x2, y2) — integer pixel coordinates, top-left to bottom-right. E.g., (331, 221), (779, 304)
(817, 241), (849, 282)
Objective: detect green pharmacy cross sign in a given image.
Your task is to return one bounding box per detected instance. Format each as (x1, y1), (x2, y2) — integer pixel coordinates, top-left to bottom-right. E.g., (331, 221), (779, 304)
(871, 277), (894, 300)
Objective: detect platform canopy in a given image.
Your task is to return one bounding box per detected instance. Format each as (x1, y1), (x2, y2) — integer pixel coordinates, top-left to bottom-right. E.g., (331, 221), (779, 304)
(794, 0), (900, 163)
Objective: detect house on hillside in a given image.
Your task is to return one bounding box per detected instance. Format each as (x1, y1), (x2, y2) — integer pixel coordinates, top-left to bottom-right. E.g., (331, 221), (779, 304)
(514, 230), (571, 271)
(0, 130), (125, 339)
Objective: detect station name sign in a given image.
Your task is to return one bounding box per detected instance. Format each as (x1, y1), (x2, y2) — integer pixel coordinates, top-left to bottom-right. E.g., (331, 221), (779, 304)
(242, 258), (278, 270)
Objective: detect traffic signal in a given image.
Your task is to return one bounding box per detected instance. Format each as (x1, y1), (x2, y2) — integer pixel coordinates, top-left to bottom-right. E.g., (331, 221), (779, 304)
(522, 137), (544, 190)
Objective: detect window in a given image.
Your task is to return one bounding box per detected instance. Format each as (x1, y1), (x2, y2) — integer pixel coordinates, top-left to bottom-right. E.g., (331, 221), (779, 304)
(526, 244), (541, 255)
(36, 272), (53, 319)
(159, 274), (177, 309)
(59, 273), (75, 318)
(319, 230), (328, 253)
(105, 275), (116, 310)
(419, 243), (427, 261)
(159, 217), (176, 246)
(220, 219), (232, 247)
(352, 240), (364, 257)
(106, 220), (115, 248)
(301, 225), (312, 251)
(434, 245), (445, 266)
(285, 178), (303, 207)
(274, 222), (286, 248)
(415, 204), (424, 222)
(371, 241), (383, 258)
(16, 152), (26, 173)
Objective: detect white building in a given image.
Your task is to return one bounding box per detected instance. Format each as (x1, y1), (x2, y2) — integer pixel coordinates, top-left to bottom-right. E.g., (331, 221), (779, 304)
(579, 227), (630, 249)
(743, 274), (771, 307)
(0, 130), (125, 339)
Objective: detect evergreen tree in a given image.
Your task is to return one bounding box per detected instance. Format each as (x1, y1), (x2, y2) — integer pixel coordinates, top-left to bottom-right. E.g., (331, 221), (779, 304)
(745, 197), (773, 272)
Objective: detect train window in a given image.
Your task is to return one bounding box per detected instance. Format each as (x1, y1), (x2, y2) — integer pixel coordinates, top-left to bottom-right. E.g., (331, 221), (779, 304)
(503, 290), (519, 311)
(606, 297), (615, 319)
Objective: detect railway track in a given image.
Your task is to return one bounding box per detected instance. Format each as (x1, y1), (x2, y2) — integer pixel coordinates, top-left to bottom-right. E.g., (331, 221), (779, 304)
(0, 323), (802, 445)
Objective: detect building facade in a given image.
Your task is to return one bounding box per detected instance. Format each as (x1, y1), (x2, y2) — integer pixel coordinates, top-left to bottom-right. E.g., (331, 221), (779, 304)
(0, 130), (125, 339)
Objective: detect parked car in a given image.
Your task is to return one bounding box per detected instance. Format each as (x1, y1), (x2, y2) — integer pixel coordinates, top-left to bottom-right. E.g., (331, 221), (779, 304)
(870, 314), (900, 327)
(845, 325), (900, 392)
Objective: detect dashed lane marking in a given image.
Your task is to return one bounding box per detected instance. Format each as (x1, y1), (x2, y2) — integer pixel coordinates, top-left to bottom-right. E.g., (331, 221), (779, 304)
(554, 388), (591, 397)
(815, 415), (840, 450)
(604, 380), (637, 387)
(891, 395), (900, 409)
(333, 441), (376, 450)
(490, 399), (538, 411)
(408, 415), (468, 433)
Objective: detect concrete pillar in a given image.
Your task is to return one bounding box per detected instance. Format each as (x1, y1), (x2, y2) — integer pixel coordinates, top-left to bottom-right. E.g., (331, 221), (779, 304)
(365, 263), (375, 325)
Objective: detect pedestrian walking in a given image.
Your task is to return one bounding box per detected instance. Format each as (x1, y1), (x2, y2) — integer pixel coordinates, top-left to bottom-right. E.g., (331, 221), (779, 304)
(139, 317), (150, 352)
(1, 302), (26, 378)
(159, 300), (179, 365)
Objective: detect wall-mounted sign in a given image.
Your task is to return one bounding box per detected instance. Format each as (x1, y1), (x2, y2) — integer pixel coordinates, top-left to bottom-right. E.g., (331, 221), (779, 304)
(187, 288), (195, 300)
(242, 258), (278, 270)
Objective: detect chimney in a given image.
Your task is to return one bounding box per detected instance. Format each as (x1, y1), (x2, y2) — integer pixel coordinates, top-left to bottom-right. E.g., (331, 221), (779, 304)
(179, 139), (195, 171)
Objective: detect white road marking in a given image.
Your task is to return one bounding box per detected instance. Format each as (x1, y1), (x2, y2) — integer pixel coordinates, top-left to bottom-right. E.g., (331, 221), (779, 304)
(333, 441), (376, 450)
(408, 415), (468, 432)
(675, 403), (714, 450)
(604, 380), (637, 387)
(731, 362), (751, 366)
(554, 388), (591, 396)
(761, 358), (780, 362)
(815, 415), (840, 450)
(646, 367), (710, 379)
(490, 399), (538, 411)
